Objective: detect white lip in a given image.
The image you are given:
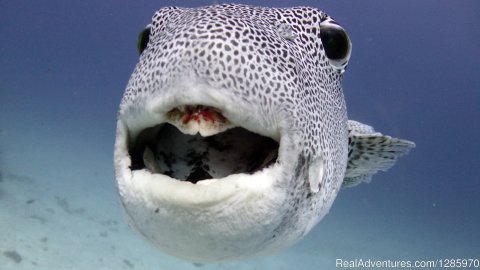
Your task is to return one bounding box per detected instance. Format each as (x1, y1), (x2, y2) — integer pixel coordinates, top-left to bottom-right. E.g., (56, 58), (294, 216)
(114, 116), (284, 206)
(115, 81), (286, 204)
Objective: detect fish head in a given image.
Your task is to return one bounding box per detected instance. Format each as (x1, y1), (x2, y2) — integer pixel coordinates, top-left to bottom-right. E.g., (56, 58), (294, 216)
(114, 4), (352, 262)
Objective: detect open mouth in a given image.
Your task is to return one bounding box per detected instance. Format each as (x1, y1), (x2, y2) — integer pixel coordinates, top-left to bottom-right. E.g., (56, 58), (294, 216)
(127, 105), (279, 185)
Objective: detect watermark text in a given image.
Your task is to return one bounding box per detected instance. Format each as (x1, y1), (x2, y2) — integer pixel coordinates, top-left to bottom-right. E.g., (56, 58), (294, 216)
(335, 258), (480, 268)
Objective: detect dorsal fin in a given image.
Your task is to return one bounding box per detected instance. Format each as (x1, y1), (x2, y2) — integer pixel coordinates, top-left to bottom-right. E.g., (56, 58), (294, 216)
(343, 120), (415, 188)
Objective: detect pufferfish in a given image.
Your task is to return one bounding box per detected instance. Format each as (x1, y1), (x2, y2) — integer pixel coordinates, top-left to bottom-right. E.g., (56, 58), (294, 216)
(114, 4), (415, 263)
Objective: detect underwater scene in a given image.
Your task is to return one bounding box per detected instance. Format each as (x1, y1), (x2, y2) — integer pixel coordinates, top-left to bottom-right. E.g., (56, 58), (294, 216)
(0, 0), (478, 269)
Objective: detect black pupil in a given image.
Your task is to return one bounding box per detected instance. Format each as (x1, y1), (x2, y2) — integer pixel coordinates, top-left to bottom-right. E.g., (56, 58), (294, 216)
(137, 27), (150, 55)
(320, 28), (349, 60)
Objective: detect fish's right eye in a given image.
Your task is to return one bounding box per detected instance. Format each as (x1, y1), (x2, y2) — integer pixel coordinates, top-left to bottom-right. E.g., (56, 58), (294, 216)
(137, 27), (151, 55)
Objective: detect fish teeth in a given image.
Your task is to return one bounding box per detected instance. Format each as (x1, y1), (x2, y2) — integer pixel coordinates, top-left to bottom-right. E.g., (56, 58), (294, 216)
(166, 105), (235, 136)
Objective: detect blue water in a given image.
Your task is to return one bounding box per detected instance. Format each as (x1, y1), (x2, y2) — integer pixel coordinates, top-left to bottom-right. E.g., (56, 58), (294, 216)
(1, 1), (478, 269)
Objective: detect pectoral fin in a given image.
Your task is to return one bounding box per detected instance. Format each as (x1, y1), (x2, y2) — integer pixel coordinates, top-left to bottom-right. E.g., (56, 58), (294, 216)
(343, 120), (415, 188)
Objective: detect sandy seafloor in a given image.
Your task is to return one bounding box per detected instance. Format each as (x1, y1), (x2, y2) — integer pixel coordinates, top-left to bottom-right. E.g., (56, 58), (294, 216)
(1, 0), (479, 269)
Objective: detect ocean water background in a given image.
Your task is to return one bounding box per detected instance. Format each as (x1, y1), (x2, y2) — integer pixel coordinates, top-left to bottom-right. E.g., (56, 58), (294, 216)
(0, 0), (478, 269)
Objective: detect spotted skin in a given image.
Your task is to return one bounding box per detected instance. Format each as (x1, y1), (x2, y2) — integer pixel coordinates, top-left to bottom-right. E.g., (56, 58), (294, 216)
(121, 3), (345, 194)
(115, 4), (414, 262)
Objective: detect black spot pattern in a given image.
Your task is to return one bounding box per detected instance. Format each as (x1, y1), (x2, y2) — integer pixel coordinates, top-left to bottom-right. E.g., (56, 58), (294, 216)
(119, 3), (352, 254)
(121, 4), (349, 193)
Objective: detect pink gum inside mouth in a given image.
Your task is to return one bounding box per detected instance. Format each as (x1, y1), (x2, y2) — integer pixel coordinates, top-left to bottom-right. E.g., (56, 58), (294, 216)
(182, 107), (218, 124)
(176, 106), (228, 124)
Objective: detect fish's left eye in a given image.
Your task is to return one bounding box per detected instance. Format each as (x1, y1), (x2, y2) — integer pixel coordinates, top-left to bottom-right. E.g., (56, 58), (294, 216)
(320, 18), (352, 72)
(137, 27), (151, 55)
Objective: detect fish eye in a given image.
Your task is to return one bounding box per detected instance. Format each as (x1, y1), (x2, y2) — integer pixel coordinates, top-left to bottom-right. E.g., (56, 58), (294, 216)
(320, 19), (352, 71)
(137, 27), (151, 55)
